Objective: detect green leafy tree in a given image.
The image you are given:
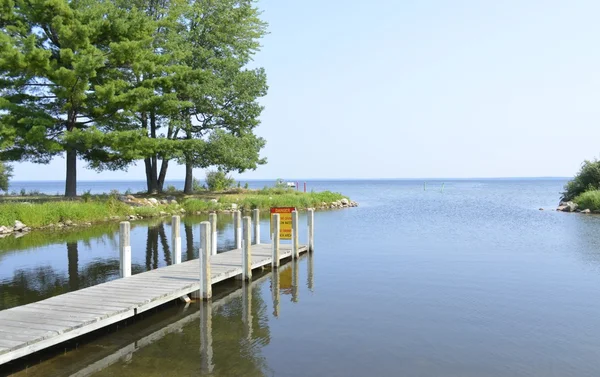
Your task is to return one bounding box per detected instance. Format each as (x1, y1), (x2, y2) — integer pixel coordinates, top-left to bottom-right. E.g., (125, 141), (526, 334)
(0, 162), (12, 192)
(562, 159), (600, 201)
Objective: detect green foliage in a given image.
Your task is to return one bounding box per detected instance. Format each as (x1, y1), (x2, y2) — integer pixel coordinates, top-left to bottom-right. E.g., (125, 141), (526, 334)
(562, 159), (600, 201)
(244, 182), (249, 189)
(165, 185), (178, 194)
(0, 162), (12, 192)
(192, 177), (206, 193)
(182, 190), (347, 212)
(81, 190), (92, 203)
(274, 178), (287, 189)
(574, 190), (600, 211)
(205, 170), (235, 192)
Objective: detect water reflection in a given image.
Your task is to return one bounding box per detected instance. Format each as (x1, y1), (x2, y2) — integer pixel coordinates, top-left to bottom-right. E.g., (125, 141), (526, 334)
(0, 214), (282, 310)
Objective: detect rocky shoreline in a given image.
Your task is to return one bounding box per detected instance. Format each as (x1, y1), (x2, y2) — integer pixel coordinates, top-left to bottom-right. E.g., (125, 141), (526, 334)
(0, 196), (358, 238)
(554, 201), (594, 214)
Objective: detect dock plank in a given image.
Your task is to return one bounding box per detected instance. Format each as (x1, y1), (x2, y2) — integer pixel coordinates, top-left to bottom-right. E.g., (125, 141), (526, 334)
(0, 243), (308, 366)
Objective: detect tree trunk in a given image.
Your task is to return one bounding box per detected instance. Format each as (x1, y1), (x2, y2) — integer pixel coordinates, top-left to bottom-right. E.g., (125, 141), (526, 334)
(183, 127), (194, 194)
(184, 161), (194, 194)
(185, 223), (194, 261)
(65, 148), (77, 197)
(145, 158), (155, 193)
(157, 158), (169, 193)
(150, 111), (159, 193)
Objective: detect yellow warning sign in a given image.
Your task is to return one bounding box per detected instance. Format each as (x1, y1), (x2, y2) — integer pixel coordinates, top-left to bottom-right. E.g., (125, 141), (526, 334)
(270, 207), (295, 240)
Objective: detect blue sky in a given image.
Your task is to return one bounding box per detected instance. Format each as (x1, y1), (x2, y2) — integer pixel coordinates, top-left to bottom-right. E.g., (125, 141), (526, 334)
(12, 0), (600, 181)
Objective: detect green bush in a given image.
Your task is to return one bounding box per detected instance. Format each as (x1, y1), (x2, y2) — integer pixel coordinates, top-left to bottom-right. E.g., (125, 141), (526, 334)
(562, 159), (600, 201)
(205, 171), (235, 192)
(165, 185), (178, 194)
(192, 178), (205, 193)
(0, 162), (12, 192)
(574, 190), (600, 211)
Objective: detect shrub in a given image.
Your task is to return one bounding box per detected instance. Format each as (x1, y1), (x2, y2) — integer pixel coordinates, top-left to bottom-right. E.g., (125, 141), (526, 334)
(205, 170), (235, 192)
(82, 190), (92, 203)
(165, 185), (178, 194)
(574, 190), (600, 211)
(562, 160), (600, 201)
(192, 177), (206, 193)
(0, 162), (12, 192)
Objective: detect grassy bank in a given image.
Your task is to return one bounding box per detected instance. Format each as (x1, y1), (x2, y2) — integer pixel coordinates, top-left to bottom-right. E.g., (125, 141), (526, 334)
(0, 189), (351, 229)
(574, 190), (600, 211)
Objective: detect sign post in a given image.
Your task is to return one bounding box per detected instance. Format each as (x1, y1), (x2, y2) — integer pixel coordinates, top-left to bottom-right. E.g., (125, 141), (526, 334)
(270, 207), (295, 240)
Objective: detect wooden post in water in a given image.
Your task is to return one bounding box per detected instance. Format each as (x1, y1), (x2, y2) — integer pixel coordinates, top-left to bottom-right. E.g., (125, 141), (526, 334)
(252, 208), (260, 244)
(291, 259), (299, 303)
(242, 216), (252, 280)
(307, 208), (314, 252)
(307, 251), (314, 292)
(292, 210), (299, 259)
(209, 213), (217, 255)
(234, 210), (242, 249)
(171, 216), (181, 264)
(199, 221), (212, 299)
(119, 221), (131, 278)
(272, 213), (280, 268)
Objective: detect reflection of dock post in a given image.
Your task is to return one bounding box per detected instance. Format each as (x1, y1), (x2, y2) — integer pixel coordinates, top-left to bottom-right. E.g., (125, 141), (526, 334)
(209, 213), (217, 255)
(171, 216), (181, 264)
(199, 221), (212, 299)
(307, 250), (314, 292)
(242, 281), (253, 340)
(271, 269), (280, 317)
(253, 208), (260, 244)
(291, 259), (299, 303)
(242, 216), (252, 280)
(199, 300), (214, 374)
(119, 222), (131, 278)
(234, 211), (242, 249)
(292, 210), (299, 259)
(272, 213), (280, 268)
(307, 208), (314, 252)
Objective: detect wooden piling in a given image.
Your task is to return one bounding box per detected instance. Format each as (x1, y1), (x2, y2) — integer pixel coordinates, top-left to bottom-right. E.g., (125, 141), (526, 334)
(271, 269), (280, 317)
(171, 216), (181, 264)
(209, 213), (217, 255)
(234, 210), (242, 249)
(199, 221), (212, 299)
(252, 208), (260, 244)
(292, 210), (299, 259)
(272, 213), (280, 268)
(242, 216), (252, 280)
(199, 300), (214, 373)
(119, 221), (131, 278)
(307, 208), (314, 252)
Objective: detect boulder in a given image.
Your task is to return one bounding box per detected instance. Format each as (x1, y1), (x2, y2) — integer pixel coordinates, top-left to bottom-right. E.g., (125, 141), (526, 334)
(210, 199), (218, 203)
(0, 226), (12, 234)
(557, 206), (566, 211)
(564, 202), (579, 212)
(231, 203), (238, 210)
(581, 209), (592, 214)
(128, 215), (137, 220)
(13, 220), (26, 231)
(160, 199), (168, 205)
(159, 211), (167, 216)
(180, 208), (186, 213)
(126, 195), (136, 200)
(539, 208), (544, 211)
(340, 198), (349, 206)
(65, 220), (73, 226)
(148, 198), (159, 205)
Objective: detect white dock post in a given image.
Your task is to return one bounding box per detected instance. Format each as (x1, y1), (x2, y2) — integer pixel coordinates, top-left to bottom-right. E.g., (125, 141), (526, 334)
(307, 208), (314, 252)
(171, 216), (181, 264)
(234, 210), (242, 249)
(272, 213), (280, 268)
(292, 210), (299, 259)
(119, 221), (131, 278)
(252, 208), (260, 244)
(242, 216), (252, 280)
(209, 213), (217, 255)
(199, 221), (212, 300)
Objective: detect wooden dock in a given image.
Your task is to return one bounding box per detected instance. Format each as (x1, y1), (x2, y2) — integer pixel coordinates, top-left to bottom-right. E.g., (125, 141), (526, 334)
(0, 243), (308, 366)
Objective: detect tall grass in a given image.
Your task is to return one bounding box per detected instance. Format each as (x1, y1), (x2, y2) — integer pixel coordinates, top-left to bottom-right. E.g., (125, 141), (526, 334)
(574, 190), (600, 211)
(182, 190), (347, 212)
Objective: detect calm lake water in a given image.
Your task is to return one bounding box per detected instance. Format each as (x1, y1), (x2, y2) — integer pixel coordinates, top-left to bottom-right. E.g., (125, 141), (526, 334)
(6, 178), (600, 377)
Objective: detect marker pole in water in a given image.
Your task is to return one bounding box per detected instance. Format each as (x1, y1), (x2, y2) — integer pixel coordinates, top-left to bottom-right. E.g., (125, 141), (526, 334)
(242, 216), (252, 280)
(119, 221), (131, 278)
(234, 210), (242, 249)
(292, 210), (299, 259)
(307, 208), (315, 252)
(252, 208), (260, 244)
(209, 213), (217, 255)
(171, 216), (181, 264)
(199, 221), (212, 300)
(441, 182), (445, 193)
(272, 213), (280, 268)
